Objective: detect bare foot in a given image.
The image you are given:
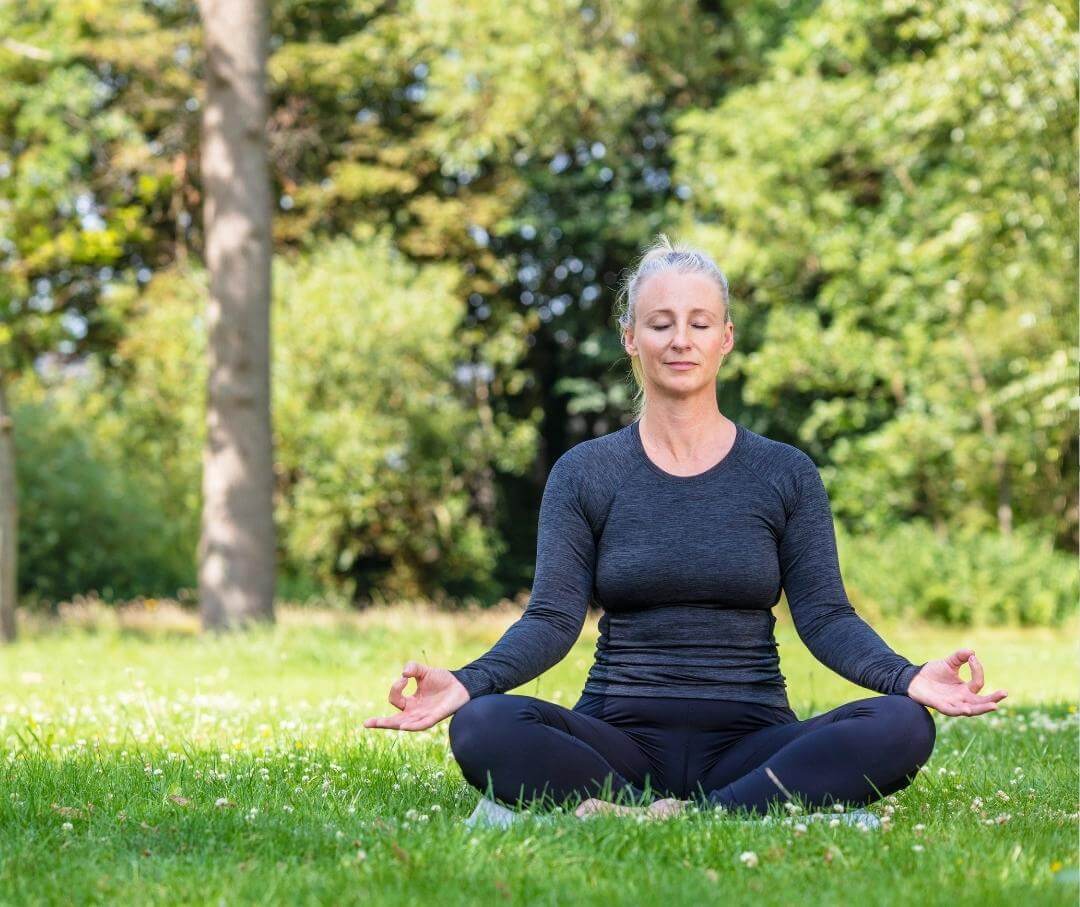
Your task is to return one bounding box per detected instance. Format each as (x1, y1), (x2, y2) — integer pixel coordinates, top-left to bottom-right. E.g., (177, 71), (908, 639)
(574, 797), (647, 819)
(647, 797), (689, 819)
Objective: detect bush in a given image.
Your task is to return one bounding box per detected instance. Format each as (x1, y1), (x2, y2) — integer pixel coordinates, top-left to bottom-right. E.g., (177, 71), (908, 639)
(16, 232), (539, 608)
(12, 397), (195, 606)
(837, 519), (1077, 627)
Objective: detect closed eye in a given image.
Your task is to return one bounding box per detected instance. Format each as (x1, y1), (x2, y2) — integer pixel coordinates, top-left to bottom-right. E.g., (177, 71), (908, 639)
(651, 324), (710, 330)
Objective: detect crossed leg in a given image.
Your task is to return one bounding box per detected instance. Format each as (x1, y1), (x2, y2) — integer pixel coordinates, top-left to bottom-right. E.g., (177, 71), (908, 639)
(448, 692), (936, 816)
(448, 694), (658, 810)
(689, 694), (937, 814)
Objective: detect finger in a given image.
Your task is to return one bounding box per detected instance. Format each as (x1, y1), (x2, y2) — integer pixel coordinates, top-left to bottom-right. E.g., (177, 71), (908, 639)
(363, 713), (433, 732)
(946, 648), (975, 672)
(363, 714), (406, 730)
(958, 687), (1008, 706)
(967, 653), (985, 693)
(967, 699), (997, 716)
(946, 695), (1002, 717)
(388, 675), (410, 711)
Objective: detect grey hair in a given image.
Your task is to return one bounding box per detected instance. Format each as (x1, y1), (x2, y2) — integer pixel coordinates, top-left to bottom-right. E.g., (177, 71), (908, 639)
(614, 233), (733, 417)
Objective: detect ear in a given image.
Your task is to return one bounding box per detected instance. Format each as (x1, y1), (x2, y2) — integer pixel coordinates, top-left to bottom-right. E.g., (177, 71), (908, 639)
(623, 325), (637, 357)
(721, 322), (735, 356)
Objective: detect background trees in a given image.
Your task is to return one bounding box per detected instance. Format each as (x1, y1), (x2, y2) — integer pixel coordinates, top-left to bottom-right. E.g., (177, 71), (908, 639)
(3, 0), (1075, 626)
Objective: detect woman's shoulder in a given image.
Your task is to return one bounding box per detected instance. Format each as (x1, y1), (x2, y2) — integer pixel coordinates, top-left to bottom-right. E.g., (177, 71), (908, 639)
(547, 423), (639, 496)
(733, 424), (824, 513)
(737, 424), (819, 475)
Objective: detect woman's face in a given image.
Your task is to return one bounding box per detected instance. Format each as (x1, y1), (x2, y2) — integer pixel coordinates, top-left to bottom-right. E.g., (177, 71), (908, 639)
(623, 270), (734, 401)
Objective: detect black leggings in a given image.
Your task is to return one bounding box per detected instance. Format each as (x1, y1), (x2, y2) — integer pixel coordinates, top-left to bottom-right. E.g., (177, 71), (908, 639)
(448, 691), (937, 814)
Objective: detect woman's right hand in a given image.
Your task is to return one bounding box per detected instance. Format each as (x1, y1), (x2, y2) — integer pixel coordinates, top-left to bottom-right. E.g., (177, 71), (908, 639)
(363, 661), (471, 732)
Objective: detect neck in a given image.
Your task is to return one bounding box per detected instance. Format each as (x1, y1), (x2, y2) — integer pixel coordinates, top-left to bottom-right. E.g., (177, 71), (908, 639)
(639, 401), (730, 460)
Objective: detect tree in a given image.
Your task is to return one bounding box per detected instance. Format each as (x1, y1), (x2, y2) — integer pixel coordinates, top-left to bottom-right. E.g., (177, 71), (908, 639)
(670, 0), (1078, 548)
(195, 0), (276, 628)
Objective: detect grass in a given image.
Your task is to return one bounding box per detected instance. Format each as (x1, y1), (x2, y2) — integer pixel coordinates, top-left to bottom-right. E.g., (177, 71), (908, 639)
(0, 601), (1077, 905)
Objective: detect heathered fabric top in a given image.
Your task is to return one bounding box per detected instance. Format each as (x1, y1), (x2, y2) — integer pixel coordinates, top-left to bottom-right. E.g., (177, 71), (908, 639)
(450, 419), (924, 709)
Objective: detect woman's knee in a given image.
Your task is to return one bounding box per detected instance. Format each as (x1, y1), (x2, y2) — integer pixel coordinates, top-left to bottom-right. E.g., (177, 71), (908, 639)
(449, 695), (496, 755)
(882, 694), (937, 765)
(448, 694), (530, 763)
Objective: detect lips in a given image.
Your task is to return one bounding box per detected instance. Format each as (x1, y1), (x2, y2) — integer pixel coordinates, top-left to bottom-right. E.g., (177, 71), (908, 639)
(665, 362), (697, 369)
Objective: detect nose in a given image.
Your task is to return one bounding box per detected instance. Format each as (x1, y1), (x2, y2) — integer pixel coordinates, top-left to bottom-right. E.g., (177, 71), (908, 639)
(671, 326), (691, 351)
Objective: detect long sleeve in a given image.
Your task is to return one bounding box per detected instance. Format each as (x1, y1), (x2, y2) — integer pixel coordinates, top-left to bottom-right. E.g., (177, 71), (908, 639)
(779, 452), (923, 696)
(450, 449), (595, 699)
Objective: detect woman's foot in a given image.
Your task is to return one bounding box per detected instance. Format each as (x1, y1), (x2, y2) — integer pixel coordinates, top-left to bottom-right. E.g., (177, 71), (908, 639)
(574, 797), (647, 819)
(647, 797), (689, 819)
(575, 796), (690, 820)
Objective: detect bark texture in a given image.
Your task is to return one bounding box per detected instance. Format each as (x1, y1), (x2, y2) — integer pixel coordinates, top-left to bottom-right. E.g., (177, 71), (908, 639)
(196, 0), (276, 629)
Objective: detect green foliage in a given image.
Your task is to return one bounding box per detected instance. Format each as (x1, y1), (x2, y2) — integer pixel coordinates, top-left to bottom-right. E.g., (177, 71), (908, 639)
(28, 233), (539, 607)
(10, 394), (194, 605)
(671, 0), (1078, 548)
(0, 0), (197, 372)
(3, 0), (1072, 620)
(269, 233), (538, 604)
(837, 520), (1078, 627)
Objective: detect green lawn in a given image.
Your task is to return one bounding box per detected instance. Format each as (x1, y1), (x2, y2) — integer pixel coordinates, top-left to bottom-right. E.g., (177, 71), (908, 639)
(1, 602), (1077, 905)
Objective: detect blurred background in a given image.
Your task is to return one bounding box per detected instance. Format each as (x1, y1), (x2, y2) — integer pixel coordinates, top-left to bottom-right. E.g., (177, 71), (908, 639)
(1, 0), (1076, 635)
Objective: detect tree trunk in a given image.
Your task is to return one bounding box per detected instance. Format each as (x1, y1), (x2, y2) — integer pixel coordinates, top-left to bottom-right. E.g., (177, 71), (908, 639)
(0, 373), (16, 642)
(196, 0), (276, 629)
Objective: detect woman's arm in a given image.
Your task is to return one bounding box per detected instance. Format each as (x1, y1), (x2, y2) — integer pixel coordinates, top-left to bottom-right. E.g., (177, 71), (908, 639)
(779, 451), (924, 696)
(449, 448), (596, 699)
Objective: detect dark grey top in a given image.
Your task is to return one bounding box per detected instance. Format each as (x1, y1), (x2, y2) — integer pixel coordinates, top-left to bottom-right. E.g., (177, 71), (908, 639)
(450, 419), (923, 709)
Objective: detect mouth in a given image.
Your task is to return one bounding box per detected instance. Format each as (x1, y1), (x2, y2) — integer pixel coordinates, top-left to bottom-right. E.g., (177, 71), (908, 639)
(665, 362), (697, 369)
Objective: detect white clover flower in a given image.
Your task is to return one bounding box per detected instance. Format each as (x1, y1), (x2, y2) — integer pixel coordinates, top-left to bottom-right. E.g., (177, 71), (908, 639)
(793, 823), (808, 835)
(829, 818), (840, 828)
(430, 804), (442, 812)
(282, 805), (294, 813)
(914, 823), (926, 832)
(832, 803), (845, 813)
(739, 851), (759, 868)
(61, 822), (74, 832)
(912, 844), (924, 852)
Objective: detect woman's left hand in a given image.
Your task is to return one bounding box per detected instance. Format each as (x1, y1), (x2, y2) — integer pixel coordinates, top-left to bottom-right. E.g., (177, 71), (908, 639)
(906, 648), (1008, 717)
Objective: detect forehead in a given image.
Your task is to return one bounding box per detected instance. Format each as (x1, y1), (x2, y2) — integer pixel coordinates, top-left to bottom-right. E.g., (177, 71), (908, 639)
(636, 271), (724, 316)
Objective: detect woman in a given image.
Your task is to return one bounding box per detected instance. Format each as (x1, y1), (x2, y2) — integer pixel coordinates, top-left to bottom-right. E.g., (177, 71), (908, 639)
(363, 235), (1008, 825)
